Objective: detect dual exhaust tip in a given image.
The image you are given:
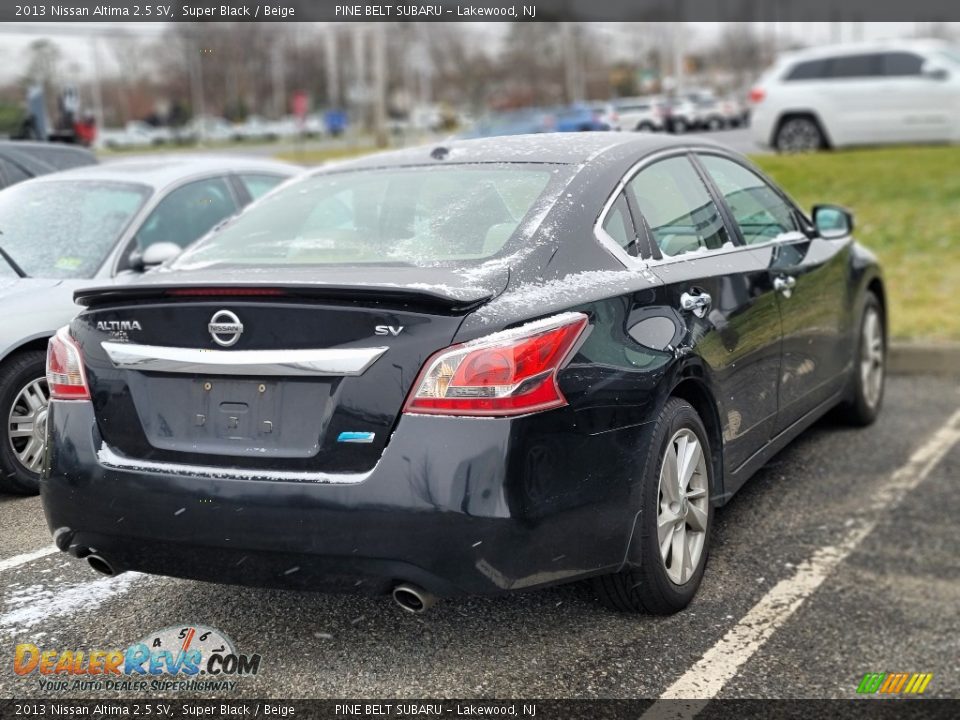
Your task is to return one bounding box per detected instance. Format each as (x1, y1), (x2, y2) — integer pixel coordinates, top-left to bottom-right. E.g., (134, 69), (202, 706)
(392, 583), (436, 614)
(86, 555), (435, 613)
(87, 554), (122, 577)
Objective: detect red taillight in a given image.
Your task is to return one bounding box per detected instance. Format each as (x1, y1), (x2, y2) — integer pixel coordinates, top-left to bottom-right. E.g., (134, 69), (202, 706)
(403, 313), (589, 417)
(46, 327), (90, 401)
(748, 87), (766, 104)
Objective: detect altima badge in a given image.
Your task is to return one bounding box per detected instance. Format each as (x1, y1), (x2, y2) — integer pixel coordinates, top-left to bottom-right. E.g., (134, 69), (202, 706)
(208, 310), (244, 347)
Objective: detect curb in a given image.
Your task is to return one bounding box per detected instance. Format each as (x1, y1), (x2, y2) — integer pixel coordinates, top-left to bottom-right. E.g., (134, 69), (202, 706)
(889, 342), (960, 377)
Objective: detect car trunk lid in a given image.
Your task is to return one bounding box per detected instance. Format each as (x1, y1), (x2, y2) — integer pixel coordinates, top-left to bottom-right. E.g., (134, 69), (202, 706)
(71, 266), (507, 475)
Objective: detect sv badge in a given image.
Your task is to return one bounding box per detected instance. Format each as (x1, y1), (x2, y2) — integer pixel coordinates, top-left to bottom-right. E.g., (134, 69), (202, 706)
(374, 325), (404, 337)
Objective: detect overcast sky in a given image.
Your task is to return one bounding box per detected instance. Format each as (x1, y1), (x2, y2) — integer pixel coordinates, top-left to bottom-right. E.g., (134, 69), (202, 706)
(0, 21), (954, 84)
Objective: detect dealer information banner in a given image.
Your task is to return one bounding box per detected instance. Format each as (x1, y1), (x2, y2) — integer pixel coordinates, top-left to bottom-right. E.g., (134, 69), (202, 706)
(2, 0), (960, 22)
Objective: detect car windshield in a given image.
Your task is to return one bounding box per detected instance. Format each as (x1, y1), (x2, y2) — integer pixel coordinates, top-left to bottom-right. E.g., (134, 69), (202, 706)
(0, 180), (150, 278)
(173, 164), (565, 269)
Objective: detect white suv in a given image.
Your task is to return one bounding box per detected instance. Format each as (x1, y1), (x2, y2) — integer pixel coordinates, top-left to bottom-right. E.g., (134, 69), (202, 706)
(614, 96), (667, 132)
(750, 40), (960, 152)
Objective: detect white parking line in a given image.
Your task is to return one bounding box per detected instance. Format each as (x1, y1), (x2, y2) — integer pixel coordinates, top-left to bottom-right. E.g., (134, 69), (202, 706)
(654, 407), (960, 702)
(0, 546), (57, 573)
(0, 573), (148, 635)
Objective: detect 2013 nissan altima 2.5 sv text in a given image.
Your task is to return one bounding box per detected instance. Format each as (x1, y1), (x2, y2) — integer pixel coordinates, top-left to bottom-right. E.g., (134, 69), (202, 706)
(41, 133), (887, 614)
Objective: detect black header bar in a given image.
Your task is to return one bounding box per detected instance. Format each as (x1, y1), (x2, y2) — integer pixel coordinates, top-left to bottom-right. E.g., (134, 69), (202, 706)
(1, 0), (959, 23)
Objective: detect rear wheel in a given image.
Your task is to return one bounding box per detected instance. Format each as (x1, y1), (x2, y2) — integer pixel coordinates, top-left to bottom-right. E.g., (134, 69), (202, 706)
(594, 398), (713, 614)
(838, 293), (885, 426)
(0, 351), (49, 495)
(774, 115), (825, 153)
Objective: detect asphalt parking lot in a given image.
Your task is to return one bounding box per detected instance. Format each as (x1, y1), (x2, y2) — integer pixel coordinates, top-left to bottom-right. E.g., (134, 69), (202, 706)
(1, 375), (957, 700)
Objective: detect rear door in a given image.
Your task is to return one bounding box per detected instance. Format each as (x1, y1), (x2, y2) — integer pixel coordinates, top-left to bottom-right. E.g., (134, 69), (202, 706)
(695, 153), (850, 432)
(818, 53), (889, 144)
(624, 154), (783, 478)
(880, 51), (956, 142)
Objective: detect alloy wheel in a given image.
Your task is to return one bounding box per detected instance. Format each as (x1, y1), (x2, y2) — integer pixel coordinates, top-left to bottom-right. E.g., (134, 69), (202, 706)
(776, 118), (822, 152)
(860, 307), (884, 410)
(657, 428), (709, 585)
(9, 377), (50, 473)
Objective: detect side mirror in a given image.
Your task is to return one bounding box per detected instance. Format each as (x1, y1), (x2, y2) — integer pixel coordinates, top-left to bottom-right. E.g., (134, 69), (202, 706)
(812, 205), (854, 239)
(142, 241), (182, 268)
(922, 63), (950, 81)
(130, 241), (181, 272)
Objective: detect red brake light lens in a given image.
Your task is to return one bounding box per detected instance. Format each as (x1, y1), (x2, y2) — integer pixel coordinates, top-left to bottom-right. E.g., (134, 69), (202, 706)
(47, 326), (91, 400)
(748, 87), (766, 104)
(404, 313), (589, 417)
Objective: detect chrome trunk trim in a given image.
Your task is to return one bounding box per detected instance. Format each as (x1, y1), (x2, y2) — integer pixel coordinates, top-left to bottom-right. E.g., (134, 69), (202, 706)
(100, 342), (388, 377)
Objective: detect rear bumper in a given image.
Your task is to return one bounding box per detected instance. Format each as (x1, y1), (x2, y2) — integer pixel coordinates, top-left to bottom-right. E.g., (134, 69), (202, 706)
(41, 401), (653, 596)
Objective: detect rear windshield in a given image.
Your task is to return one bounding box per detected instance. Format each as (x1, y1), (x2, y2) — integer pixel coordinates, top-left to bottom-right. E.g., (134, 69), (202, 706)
(0, 180), (150, 278)
(173, 163), (565, 269)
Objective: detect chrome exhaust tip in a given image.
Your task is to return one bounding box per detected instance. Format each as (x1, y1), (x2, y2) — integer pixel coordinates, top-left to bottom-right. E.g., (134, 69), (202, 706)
(392, 583), (436, 614)
(87, 554), (122, 577)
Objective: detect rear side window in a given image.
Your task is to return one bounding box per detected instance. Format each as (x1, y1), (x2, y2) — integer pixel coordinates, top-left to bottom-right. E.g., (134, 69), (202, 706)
(828, 54), (882, 79)
(626, 156), (729, 258)
(601, 193), (637, 256)
(785, 59), (829, 81)
(882, 52), (924, 76)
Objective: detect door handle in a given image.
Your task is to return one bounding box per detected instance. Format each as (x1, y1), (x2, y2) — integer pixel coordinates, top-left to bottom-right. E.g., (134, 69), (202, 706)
(680, 290), (712, 318)
(773, 275), (797, 297)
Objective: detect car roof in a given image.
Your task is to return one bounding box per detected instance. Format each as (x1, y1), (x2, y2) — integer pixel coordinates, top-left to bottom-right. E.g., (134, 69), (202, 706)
(23, 154), (302, 191)
(777, 38), (953, 64)
(321, 132), (719, 171)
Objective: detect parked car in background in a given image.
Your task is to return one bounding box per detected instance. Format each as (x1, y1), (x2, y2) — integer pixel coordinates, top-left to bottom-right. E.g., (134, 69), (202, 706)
(0, 156), (300, 494)
(664, 95), (701, 133)
(750, 39), (960, 152)
(0, 141), (96, 190)
(589, 102), (621, 131)
(187, 116), (235, 144)
(615, 96), (668, 132)
(720, 96), (748, 128)
(690, 90), (726, 130)
(232, 115), (279, 142)
(467, 108), (554, 138)
(41, 134), (885, 615)
(98, 121), (170, 150)
(553, 103), (614, 132)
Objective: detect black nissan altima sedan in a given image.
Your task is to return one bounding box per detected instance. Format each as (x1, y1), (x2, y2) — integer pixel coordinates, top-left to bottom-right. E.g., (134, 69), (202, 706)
(41, 133), (886, 614)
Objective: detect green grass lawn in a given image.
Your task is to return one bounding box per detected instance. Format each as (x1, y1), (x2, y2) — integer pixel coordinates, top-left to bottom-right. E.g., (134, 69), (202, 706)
(753, 146), (960, 342)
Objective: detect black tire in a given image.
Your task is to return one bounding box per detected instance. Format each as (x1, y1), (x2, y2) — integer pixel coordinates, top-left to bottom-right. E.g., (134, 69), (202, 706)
(670, 118), (688, 134)
(594, 398), (714, 614)
(774, 114), (826, 153)
(0, 351), (48, 495)
(838, 293), (885, 427)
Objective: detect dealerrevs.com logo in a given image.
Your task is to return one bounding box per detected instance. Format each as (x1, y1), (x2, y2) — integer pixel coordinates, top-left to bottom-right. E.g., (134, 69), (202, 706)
(14, 625), (261, 693)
